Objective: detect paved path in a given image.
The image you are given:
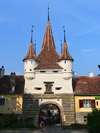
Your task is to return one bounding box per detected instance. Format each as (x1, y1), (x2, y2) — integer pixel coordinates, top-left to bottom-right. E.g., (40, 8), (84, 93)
(0, 127), (88, 133)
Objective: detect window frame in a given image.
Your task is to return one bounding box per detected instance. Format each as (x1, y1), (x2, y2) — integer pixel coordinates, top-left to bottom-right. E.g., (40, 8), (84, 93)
(79, 99), (95, 108)
(0, 97), (6, 106)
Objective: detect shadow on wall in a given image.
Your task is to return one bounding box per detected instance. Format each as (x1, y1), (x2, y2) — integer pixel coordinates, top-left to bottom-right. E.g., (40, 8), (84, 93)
(0, 95), (23, 118)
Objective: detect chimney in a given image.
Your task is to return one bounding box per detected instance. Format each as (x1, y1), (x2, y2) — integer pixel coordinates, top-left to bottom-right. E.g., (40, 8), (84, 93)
(0, 66), (5, 79)
(9, 72), (16, 93)
(73, 71), (76, 78)
(89, 71), (94, 78)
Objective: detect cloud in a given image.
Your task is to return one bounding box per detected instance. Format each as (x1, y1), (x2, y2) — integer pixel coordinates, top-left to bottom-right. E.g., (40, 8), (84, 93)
(80, 49), (96, 52)
(80, 48), (99, 56)
(0, 18), (12, 23)
(75, 27), (100, 36)
(67, 41), (73, 46)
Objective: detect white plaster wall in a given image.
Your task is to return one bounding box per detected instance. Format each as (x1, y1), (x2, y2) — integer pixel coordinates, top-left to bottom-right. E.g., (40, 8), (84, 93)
(24, 69), (73, 94)
(39, 99), (62, 106)
(24, 59), (39, 73)
(58, 60), (72, 72)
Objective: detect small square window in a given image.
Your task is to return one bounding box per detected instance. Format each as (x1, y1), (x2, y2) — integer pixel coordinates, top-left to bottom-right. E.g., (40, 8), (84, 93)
(97, 101), (98, 106)
(0, 98), (5, 106)
(84, 116), (87, 122)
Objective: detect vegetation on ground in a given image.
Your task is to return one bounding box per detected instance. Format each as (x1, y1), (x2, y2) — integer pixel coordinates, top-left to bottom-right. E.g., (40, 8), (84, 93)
(0, 114), (40, 130)
(87, 108), (100, 133)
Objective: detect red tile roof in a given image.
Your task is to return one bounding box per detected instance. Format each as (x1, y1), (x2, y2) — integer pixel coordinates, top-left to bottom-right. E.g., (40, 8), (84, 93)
(35, 21), (62, 69)
(23, 42), (38, 61)
(73, 76), (100, 95)
(0, 75), (24, 94)
(58, 42), (74, 61)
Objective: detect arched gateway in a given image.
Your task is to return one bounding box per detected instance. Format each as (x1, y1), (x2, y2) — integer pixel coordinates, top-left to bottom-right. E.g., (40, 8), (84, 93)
(38, 102), (62, 125)
(22, 7), (75, 126)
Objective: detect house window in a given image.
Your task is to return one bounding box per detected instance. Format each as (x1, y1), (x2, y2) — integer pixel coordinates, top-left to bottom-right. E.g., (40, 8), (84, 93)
(0, 98), (5, 106)
(65, 60), (66, 64)
(84, 116), (87, 122)
(79, 99), (95, 108)
(83, 99), (91, 108)
(97, 101), (98, 106)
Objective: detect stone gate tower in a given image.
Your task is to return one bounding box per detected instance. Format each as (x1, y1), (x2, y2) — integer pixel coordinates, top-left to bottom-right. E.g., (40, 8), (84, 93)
(22, 8), (75, 126)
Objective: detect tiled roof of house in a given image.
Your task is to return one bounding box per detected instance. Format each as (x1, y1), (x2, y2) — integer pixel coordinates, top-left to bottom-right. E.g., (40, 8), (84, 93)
(35, 21), (62, 69)
(58, 42), (74, 61)
(23, 42), (38, 61)
(0, 75), (24, 94)
(73, 76), (100, 95)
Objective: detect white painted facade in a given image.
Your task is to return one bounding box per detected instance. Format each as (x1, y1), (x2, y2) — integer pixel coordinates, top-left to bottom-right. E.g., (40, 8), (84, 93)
(24, 62), (73, 94)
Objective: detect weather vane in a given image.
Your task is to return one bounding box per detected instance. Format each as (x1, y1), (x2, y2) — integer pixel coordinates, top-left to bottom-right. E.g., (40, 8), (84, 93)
(31, 25), (34, 42)
(61, 40), (62, 54)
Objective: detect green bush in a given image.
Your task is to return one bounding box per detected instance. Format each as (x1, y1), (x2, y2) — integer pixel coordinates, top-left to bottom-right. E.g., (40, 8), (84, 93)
(87, 108), (100, 133)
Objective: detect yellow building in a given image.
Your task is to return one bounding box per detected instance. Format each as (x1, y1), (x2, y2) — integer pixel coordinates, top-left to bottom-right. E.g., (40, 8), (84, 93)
(73, 75), (100, 124)
(0, 72), (24, 117)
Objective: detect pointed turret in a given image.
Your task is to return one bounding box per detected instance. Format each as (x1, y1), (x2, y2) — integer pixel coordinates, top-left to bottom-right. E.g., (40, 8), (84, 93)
(23, 42), (37, 61)
(23, 28), (39, 80)
(35, 7), (62, 69)
(58, 30), (74, 61)
(57, 29), (74, 79)
(23, 27), (38, 61)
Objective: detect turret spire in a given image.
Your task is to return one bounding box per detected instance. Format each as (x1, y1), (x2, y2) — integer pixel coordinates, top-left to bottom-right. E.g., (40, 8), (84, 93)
(61, 40), (62, 54)
(48, 4), (49, 21)
(31, 25), (34, 42)
(63, 25), (66, 42)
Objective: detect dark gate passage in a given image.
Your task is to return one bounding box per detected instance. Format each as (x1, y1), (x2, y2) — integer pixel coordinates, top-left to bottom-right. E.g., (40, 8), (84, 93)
(39, 103), (60, 125)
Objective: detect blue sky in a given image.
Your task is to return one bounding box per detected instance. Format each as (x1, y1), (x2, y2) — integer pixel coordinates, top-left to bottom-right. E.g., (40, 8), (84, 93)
(0, 0), (100, 76)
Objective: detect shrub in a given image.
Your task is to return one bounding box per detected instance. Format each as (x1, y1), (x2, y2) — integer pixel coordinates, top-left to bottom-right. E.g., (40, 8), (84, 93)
(87, 108), (100, 133)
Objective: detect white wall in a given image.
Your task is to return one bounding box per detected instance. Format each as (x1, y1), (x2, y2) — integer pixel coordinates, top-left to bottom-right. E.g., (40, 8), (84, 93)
(58, 60), (73, 72)
(24, 69), (73, 94)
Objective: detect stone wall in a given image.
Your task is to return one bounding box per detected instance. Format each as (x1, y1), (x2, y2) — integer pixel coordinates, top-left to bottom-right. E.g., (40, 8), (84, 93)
(22, 93), (75, 126)
(76, 112), (90, 124)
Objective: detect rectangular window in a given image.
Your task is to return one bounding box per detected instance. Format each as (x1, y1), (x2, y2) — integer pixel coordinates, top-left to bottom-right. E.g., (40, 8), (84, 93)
(84, 116), (87, 122)
(53, 71), (58, 73)
(97, 101), (98, 106)
(79, 99), (95, 108)
(35, 88), (42, 90)
(83, 99), (91, 108)
(0, 98), (5, 106)
(40, 71), (46, 73)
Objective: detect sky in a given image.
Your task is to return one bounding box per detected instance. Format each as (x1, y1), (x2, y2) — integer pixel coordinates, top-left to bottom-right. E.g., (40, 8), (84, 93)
(0, 0), (100, 76)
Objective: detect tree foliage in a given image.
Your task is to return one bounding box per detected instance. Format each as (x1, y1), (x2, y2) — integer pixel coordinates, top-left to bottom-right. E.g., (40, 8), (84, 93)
(87, 108), (100, 133)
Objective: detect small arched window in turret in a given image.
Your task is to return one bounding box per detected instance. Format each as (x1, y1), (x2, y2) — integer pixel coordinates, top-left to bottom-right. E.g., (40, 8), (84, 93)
(31, 61), (32, 64)
(65, 60), (66, 64)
